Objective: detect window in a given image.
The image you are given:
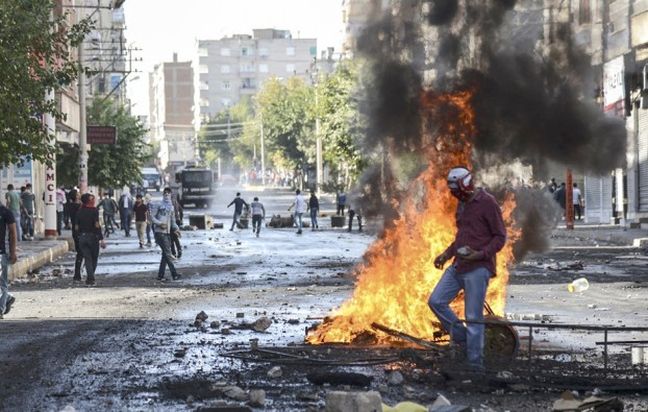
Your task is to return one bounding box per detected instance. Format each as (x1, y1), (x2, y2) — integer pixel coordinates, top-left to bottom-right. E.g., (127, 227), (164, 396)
(259, 47), (269, 57)
(199, 64), (209, 74)
(220, 48), (230, 56)
(259, 64), (268, 73)
(199, 98), (209, 107)
(242, 78), (255, 89)
(220, 65), (230, 74)
(241, 47), (254, 56)
(221, 98), (231, 108)
(578, 0), (591, 24)
(222, 81), (230, 90)
(198, 47), (208, 57)
(286, 46), (295, 56)
(199, 81), (209, 91)
(240, 63), (255, 73)
(286, 64), (295, 73)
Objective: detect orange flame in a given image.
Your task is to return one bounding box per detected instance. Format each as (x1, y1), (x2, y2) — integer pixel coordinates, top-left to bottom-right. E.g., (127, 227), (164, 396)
(307, 89), (520, 345)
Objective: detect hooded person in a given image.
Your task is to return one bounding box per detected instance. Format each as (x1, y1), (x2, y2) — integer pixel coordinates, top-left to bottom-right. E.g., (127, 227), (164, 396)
(150, 188), (181, 281)
(427, 167), (506, 370)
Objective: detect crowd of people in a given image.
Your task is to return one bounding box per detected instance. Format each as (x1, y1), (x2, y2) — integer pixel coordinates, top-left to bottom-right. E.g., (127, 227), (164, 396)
(548, 178), (584, 220)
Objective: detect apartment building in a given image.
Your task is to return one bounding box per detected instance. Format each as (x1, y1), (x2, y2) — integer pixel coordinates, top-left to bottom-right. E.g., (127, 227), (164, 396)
(149, 54), (195, 170)
(195, 29), (317, 121)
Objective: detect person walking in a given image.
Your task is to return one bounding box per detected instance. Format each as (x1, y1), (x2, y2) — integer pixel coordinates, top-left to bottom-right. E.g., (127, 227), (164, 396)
(144, 193), (153, 246)
(5, 185), (22, 242)
(67, 190), (83, 281)
(347, 203), (363, 232)
(228, 192), (249, 231)
(118, 187), (134, 237)
(150, 188), (181, 281)
(170, 190), (183, 258)
(98, 193), (119, 237)
(307, 191), (320, 231)
(573, 183), (583, 220)
(428, 167), (506, 370)
(133, 194), (149, 249)
(288, 189), (307, 235)
(20, 183), (36, 240)
(56, 186), (66, 235)
(336, 191), (346, 216)
(250, 197), (266, 237)
(553, 182), (566, 216)
(0, 201), (18, 319)
(74, 193), (106, 286)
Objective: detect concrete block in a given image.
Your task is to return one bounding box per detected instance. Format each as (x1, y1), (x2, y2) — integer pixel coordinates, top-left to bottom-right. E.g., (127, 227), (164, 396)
(324, 390), (382, 412)
(189, 214), (213, 230)
(331, 216), (346, 228)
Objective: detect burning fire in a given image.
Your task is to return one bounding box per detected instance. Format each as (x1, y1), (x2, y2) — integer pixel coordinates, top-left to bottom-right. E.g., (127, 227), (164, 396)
(307, 89), (520, 345)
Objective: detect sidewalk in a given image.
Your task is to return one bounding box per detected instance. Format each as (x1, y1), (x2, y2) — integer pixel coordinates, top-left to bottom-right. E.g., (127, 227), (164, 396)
(8, 238), (72, 281)
(552, 222), (647, 247)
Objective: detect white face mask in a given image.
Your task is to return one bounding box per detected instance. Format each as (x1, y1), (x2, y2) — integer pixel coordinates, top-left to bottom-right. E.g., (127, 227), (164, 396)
(163, 194), (171, 201)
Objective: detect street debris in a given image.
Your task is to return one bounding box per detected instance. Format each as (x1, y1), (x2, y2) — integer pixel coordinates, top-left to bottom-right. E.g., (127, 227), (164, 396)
(248, 389), (266, 407)
(568, 277), (590, 293)
(195, 311), (209, 321)
(267, 366), (283, 378)
(548, 261), (585, 271)
(382, 401), (428, 412)
(307, 371), (373, 387)
(552, 390), (623, 411)
(387, 371), (404, 386)
(324, 390), (382, 412)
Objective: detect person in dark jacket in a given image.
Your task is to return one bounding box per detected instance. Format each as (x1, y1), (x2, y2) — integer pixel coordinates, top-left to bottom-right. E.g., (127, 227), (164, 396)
(553, 182), (566, 214)
(118, 188), (134, 237)
(428, 167), (506, 369)
(133, 194), (149, 249)
(67, 190), (83, 281)
(74, 193), (106, 286)
(307, 191), (319, 231)
(227, 192), (249, 231)
(98, 193), (119, 237)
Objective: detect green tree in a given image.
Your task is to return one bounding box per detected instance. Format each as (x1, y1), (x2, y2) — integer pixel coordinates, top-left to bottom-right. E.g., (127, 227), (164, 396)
(198, 98), (252, 173)
(56, 99), (151, 189)
(316, 62), (366, 189)
(0, 0), (90, 166)
(237, 77), (315, 174)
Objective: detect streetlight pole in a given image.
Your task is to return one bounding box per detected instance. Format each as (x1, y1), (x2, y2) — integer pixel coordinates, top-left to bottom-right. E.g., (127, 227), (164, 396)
(78, 43), (88, 194)
(260, 115), (265, 185)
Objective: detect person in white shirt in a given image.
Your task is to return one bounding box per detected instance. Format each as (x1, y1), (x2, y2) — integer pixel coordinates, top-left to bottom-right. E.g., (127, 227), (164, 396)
(249, 197), (266, 237)
(288, 189), (307, 235)
(572, 183), (583, 220)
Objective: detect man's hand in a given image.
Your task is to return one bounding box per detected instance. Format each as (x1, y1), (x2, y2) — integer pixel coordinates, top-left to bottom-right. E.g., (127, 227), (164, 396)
(175, 230), (181, 238)
(457, 246), (484, 261)
(100, 240), (107, 249)
(9, 253), (17, 264)
(434, 252), (449, 269)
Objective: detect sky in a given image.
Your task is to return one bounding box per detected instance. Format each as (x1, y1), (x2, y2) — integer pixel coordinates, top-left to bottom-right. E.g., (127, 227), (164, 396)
(123, 0), (345, 118)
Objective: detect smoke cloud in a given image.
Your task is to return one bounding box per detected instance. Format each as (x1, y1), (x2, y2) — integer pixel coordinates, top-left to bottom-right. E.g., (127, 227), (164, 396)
(351, 0), (627, 258)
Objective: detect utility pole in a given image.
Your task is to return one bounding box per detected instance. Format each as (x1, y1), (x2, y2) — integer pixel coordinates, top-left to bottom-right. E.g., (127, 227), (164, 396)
(78, 43), (88, 194)
(566, 168), (574, 230)
(315, 88), (322, 196)
(260, 116), (265, 185)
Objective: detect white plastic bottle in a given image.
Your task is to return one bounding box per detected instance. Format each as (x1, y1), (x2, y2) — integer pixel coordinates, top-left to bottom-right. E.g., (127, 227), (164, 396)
(567, 277), (589, 293)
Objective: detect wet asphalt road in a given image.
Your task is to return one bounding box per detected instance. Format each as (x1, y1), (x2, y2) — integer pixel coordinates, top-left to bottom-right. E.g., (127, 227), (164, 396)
(1, 187), (648, 410)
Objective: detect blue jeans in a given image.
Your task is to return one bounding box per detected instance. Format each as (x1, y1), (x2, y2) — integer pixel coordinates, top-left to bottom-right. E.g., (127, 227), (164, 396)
(155, 232), (177, 278)
(295, 212), (303, 232)
(428, 265), (491, 366)
(230, 212), (242, 230)
(12, 211), (22, 242)
(0, 254), (11, 313)
(310, 209), (318, 229)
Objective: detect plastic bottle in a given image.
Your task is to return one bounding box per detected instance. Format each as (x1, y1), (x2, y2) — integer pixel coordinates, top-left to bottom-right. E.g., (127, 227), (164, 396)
(567, 277), (589, 293)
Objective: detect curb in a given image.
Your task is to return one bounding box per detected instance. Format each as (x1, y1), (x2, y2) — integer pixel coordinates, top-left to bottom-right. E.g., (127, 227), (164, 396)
(8, 239), (73, 282)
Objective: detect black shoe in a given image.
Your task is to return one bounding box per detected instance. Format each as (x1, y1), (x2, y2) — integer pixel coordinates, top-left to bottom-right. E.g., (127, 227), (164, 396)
(85, 280), (96, 286)
(4, 296), (15, 315)
(157, 276), (167, 282)
(296, 230), (302, 235)
(73, 277), (82, 283)
(172, 274), (181, 280)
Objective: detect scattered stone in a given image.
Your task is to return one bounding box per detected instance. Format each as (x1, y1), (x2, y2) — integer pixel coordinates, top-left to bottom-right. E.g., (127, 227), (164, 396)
(496, 371), (514, 380)
(193, 319), (204, 328)
(186, 395), (194, 404)
(387, 371), (404, 386)
(248, 389), (266, 407)
(173, 348), (187, 358)
(287, 318), (300, 325)
(224, 386), (248, 401)
(210, 320), (221, 329)
(267, 366), (283, 378)
(297, 391), (320, 402)
(430, 395), (452, 409)
(251, 316), (272, 332)
(195, 311), (209, 322)
(221, 328), (231, 335)
(324, 391), (382, 412)
(308, 371), (372, 387)
(59, 405), (77, 412)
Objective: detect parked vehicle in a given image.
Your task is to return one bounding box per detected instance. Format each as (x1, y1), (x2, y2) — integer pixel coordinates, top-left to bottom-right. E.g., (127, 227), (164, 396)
(141, 167), (162, 191)
(174, 166), (217, 208)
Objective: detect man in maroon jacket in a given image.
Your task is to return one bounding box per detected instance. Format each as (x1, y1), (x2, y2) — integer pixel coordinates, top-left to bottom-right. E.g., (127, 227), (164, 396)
(428, 166), (507, 369)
